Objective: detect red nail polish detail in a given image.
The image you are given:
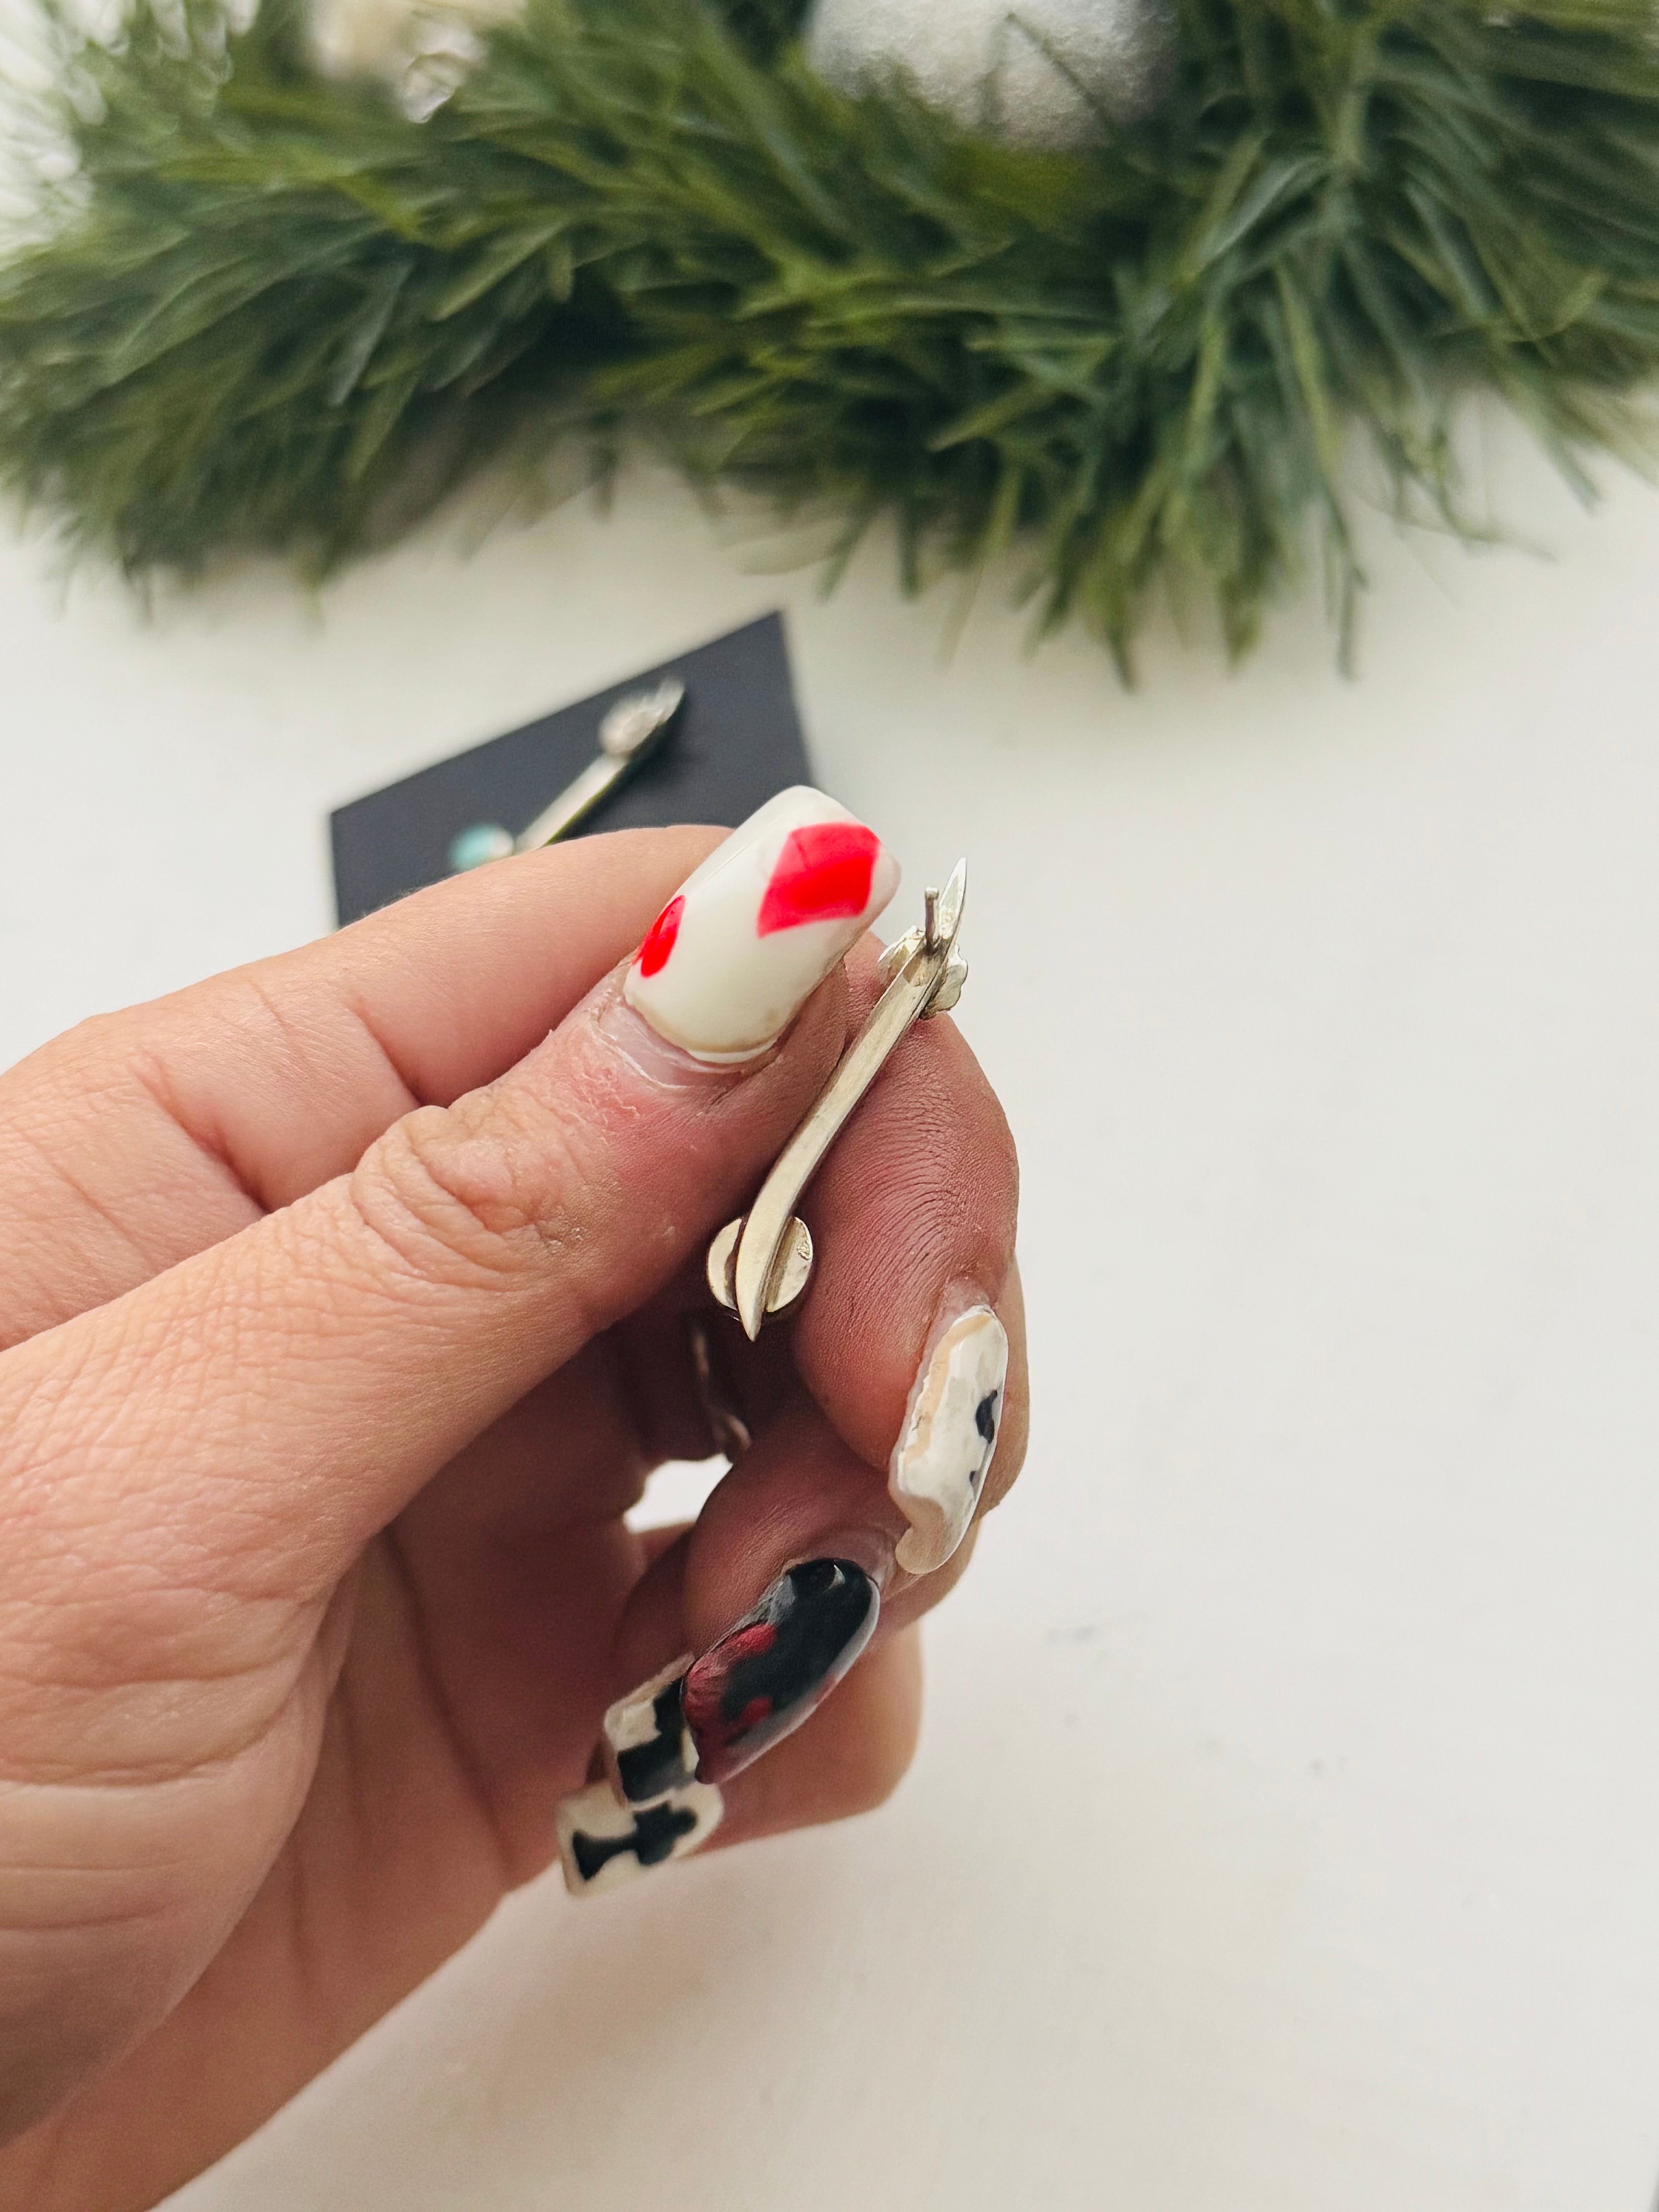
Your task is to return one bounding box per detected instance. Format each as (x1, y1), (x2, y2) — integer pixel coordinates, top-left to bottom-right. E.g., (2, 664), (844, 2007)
(682, 1560), (878, 1785)
(756, 823), (880, 937)
(635, 895), (684, 977)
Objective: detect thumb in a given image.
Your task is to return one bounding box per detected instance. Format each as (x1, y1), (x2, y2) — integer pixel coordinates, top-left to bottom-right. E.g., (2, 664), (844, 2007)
(0, 792), (898, 1639)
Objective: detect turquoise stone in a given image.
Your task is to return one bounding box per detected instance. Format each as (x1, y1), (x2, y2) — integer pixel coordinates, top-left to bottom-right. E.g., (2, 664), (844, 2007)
(447, 822), (515, 873)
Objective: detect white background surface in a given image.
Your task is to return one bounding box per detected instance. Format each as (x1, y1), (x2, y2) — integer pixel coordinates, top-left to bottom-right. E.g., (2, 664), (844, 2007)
(4, 422), (1659, 2212)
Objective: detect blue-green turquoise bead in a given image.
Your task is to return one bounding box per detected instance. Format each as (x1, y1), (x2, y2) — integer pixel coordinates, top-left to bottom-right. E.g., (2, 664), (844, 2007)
(448, 822), (515, 873)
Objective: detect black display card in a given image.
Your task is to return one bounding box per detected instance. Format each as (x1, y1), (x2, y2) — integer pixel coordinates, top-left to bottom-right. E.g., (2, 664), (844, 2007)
(330, 612), (812, 927)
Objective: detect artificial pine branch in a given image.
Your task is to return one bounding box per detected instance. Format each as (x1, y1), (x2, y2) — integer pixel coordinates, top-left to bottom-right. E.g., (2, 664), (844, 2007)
(3, 0), (1658, 670)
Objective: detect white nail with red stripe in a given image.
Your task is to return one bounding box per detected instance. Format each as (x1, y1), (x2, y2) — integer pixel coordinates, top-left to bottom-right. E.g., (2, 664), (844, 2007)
(623, 787), (901, 1062)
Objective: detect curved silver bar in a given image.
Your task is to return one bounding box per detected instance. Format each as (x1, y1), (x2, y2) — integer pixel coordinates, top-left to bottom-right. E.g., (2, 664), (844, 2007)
(514, 678), (685, 851)
(719, 859), (967, 1340)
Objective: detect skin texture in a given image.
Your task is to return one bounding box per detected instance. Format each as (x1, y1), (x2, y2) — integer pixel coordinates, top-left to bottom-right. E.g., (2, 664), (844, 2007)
(0, 827), (1025, 2212)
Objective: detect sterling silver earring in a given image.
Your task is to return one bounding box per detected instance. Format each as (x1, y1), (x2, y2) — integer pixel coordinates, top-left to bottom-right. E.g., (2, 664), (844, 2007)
(447, 678), (685, 873)
(706, 860), (968, 1340)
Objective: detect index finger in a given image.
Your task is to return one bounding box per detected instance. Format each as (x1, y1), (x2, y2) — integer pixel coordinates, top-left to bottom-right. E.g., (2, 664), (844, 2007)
(0, 827), (722, 1342)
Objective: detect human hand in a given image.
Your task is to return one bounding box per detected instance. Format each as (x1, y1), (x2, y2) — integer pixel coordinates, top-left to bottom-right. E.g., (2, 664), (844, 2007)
(0, 797), (1024, 2210)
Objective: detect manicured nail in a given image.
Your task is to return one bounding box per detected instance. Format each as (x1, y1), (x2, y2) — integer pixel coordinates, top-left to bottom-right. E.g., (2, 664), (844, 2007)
(555, 1776), (723, 1898)
(622, 786), (900, 1062)
(602, 1655), (695, 1807)
(889, 1304), (1008, 1575)
(682, 1558), (879, 1786)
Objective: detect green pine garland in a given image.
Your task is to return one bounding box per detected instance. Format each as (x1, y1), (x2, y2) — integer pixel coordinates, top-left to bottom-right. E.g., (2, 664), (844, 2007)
(3, 0), (1659, 670)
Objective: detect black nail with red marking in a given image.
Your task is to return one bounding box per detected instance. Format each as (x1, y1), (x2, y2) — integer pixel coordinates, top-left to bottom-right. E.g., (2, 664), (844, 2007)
(682, 1559), (879, 1786)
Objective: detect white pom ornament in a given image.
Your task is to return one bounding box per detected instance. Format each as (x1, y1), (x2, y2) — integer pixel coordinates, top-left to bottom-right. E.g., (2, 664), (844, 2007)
(308, 0), (519, 113)
(805, 0), (1169, 149)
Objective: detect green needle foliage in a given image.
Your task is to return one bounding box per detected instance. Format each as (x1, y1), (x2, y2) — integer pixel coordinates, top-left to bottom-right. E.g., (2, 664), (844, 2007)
(3, 0), (1659, 670)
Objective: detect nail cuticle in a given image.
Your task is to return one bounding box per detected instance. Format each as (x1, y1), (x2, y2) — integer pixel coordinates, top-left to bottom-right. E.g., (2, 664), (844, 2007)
(784, 1526), (896, 1592)
(595, 988), (764, 1092)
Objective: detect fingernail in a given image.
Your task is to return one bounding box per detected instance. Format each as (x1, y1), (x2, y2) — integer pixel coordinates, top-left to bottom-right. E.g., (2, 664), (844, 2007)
(601, 1654), (696, 1807)
(889, 1303), (1008, 1575)
(682, 1558), (879, 1786)
(555, 1776), (723, 1898)
(622, 787), (900, 1063)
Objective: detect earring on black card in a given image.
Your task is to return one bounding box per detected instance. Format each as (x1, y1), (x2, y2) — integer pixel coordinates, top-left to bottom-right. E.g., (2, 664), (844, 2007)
(329, 613), (815, 927)
(447, 677), (686, 872)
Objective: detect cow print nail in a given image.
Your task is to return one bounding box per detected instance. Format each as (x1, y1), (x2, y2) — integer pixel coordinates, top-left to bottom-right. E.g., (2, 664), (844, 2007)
(889, 1305), (1009, 1576)
(682, 1558), (879, 1786)
(603, 1656), (696, 1807)
(555, 1777), (723, 1897)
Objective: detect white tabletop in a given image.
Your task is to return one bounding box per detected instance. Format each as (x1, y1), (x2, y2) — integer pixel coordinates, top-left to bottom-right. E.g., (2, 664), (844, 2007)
(5, 419), (1658, 2212)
